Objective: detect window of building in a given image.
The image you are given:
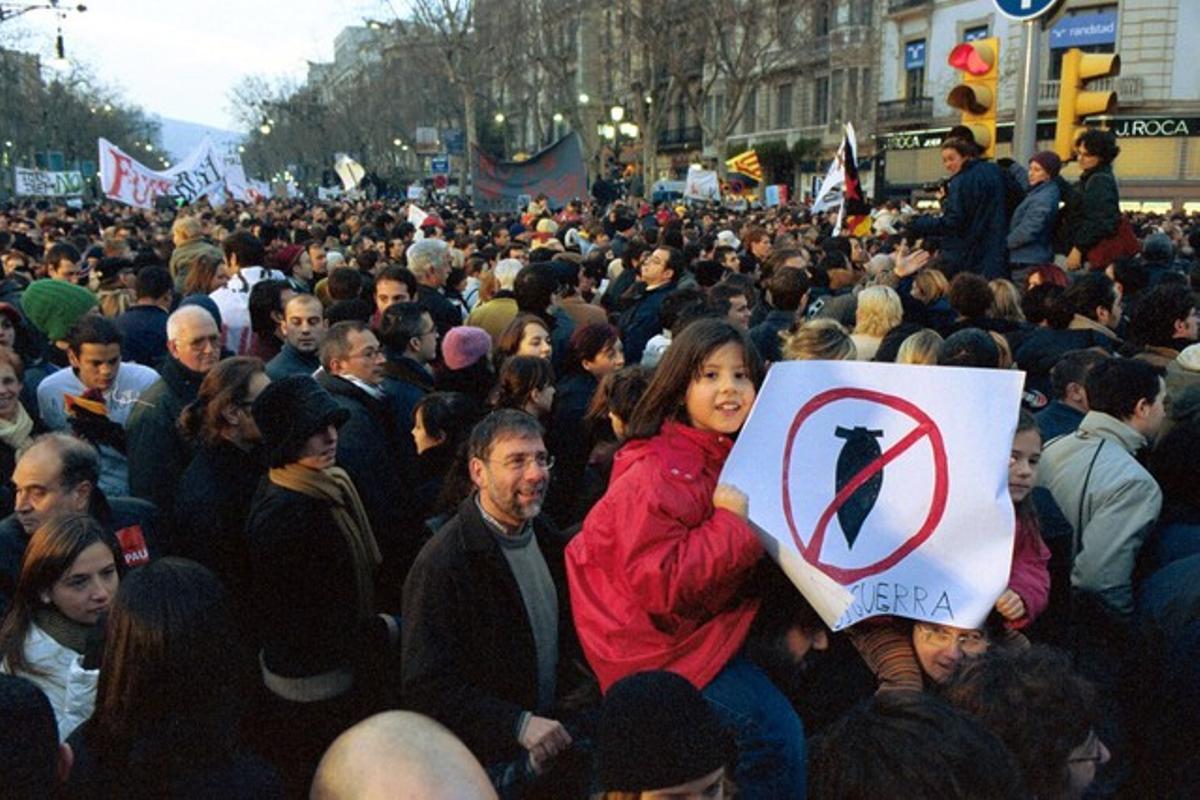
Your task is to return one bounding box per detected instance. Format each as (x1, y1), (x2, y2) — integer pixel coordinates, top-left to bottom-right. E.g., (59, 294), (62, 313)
(831, 69), (844, 126)
(963, 24), (989, 42)
(777, 82), (793, 129)
(743, 88), (758, 133)
(814, 75), (829, 125)
(850, 0), (873, 26)
(814, 0), (831, 36)
(904, 39), (926, 101)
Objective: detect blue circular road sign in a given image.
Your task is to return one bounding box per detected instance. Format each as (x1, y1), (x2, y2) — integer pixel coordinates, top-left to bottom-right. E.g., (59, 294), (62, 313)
(993, 0), (1059, 21)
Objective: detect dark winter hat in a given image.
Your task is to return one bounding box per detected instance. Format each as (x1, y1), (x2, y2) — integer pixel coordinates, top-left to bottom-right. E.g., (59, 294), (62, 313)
(597, 670), (730, 793)
(442, 325), (492, 370)
(21, 279), (97, 342)
(1029, 150), (1062, 178)
(251, 374), (350, 467)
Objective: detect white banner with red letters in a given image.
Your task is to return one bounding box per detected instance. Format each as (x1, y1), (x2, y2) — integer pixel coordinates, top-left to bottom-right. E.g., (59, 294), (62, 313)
(98, 137), (227, 209)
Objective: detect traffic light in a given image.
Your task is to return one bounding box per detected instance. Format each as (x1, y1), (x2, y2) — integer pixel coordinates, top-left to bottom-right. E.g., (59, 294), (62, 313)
(946, 37), (1000, 158)
(1054, 48), (1120, 161)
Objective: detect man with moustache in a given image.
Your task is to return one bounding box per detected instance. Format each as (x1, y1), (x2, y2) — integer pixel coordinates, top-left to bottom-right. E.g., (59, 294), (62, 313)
(402, 410), (589, 797)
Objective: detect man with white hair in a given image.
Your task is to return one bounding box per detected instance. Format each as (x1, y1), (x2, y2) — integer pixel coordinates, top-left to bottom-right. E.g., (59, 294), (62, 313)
(467, 258), (523, 343)
(126, 304), (221, 516)
(408, 238), (462, 340)
(310, 711), (497, 800)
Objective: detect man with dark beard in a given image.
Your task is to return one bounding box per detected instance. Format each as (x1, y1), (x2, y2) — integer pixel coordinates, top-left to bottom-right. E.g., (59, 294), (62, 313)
(401, 410), (590, 798)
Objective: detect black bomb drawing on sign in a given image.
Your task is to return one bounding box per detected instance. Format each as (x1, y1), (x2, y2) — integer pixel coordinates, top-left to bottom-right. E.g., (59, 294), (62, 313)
(834, 425), (884, 548)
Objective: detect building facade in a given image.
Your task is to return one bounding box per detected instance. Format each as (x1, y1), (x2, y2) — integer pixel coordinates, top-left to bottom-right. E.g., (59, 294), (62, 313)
(875, 0), (1200, 210)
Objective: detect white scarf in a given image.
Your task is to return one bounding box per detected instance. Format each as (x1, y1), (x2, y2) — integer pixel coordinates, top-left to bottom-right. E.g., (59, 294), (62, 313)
(0, 403), (34, 456)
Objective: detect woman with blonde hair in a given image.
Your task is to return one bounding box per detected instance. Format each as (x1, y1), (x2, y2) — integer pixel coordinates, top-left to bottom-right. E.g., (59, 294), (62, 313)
(851, 286), (903, 361)
(896, 329), (944, 365)
(989, 279), (1025, 324)
(782, 319), (857, 361)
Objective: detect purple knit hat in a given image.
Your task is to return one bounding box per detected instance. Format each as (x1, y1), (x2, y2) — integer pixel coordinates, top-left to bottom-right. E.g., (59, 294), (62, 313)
(1029, 150), (1062, 178)
(442, 326), (492, 370)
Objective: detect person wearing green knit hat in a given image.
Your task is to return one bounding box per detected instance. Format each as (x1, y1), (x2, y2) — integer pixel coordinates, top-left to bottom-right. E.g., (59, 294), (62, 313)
(20, 279), (98, 346)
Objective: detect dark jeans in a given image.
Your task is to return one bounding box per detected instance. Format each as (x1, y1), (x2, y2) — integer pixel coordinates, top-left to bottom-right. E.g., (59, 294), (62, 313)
(701, 655), (807, 799)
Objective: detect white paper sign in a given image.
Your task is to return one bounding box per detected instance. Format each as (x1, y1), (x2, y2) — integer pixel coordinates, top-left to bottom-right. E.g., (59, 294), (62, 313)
(721, 361), (1023, 631)
(14, 167), (84, 197)
(684, 165), (720, 202)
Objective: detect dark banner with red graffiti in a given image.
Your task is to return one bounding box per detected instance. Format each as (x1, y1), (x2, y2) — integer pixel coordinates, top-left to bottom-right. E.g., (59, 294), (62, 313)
(471, 133), (587, 212)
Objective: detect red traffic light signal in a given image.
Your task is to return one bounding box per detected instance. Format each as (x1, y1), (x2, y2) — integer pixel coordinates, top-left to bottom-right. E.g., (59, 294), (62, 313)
(946, 38), (1000, 157)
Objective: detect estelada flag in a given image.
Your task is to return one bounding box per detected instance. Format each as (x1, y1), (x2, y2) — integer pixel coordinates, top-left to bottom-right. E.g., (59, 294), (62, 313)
(842, 131), (872, 237)
(725, 149), (763, 183)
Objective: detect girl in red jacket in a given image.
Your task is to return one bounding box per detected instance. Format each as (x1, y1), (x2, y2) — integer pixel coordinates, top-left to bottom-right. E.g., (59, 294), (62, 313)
(566, 318), (807, 799)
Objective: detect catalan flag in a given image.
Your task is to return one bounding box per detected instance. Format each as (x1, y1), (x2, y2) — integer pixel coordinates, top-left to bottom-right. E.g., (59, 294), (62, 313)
(725, 149), (763, 183)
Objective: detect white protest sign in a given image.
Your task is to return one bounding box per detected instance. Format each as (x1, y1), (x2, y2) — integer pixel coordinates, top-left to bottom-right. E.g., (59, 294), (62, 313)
(14, 167), (84, 197)
(407, 203), (429, 228)
(684, 165), (720, 202)
(98, 137), (226, 209)
(721, 361), (1023, 631)
(334, 153), (364, 191)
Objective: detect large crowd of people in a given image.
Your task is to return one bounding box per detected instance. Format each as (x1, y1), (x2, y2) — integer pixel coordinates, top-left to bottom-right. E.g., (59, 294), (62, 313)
(1, 125), (1199, 799)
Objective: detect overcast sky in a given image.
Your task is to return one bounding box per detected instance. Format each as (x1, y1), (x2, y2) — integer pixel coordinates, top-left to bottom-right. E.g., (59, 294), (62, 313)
(8, 0), (395, 131)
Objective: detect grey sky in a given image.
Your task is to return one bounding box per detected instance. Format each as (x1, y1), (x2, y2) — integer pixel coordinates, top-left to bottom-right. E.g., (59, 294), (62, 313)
(9, 0), (394, 131)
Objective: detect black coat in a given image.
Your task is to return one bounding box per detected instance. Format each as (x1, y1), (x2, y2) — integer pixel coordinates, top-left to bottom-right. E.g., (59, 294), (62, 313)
(172, 441), (266, 619)
(910, 158), (1009, 279)
(264, 343), (319, 381)
(246, 481), (373, 680)
(316, 372), (422, 597)
(401, 498), (586, 766)
(127, 357), (206, 518)
(417, 284), (464, 340)
(545, 372), (598, 528)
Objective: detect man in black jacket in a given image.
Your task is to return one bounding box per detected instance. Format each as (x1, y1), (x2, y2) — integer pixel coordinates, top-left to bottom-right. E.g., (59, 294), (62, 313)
(266, 293), (326, 380)
(126, 305), (220, 516)
(317, 321), (419, 595)
(402, 410), (592, 798)
(0, 433), (158, 618)
(407, 238), (461, 340)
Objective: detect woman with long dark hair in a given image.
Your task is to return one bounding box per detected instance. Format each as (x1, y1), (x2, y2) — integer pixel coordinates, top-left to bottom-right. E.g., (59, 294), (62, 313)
(0, 514), (123, 741)
(65, 558), (281, 798)
(174, 356), (269, 622)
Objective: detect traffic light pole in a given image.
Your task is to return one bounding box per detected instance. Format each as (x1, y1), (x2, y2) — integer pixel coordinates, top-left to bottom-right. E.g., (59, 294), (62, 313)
(1012, 19), (1042, 165)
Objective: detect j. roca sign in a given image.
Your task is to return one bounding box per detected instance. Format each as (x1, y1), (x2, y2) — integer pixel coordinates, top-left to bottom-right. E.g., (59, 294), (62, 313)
(1109, 117), (1196, 138)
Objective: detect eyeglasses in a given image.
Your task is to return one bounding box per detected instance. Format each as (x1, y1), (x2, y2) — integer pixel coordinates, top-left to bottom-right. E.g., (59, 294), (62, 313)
(184, 334), (222, 353)
(916, 624), (988, 654)
(488, 453), (555, 472)
(349, 347), (385, 361)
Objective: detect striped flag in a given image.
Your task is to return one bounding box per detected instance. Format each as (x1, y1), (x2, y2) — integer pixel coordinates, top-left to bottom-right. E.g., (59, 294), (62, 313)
(725, 149), (763, 183)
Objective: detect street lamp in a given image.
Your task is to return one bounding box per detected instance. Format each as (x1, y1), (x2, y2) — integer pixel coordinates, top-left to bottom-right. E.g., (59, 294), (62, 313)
(494, 112), (505, 124)
(237, 145), (245, 153)
(259, 120), (272, 135)
(610, 105), (624, 123)
(578, 93), (589, 105)
(393, 137), (402, 146)
(145, 144), (153, 152)
(552, 112), (563, 123)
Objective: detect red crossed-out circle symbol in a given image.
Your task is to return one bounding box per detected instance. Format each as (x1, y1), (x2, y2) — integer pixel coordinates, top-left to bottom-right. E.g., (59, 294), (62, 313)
(781, 387), (949, 583)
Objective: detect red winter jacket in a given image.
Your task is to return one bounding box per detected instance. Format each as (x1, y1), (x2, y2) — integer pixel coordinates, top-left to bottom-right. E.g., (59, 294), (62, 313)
(1006, 513), (1052, 629)
(565, 421), (763, 693)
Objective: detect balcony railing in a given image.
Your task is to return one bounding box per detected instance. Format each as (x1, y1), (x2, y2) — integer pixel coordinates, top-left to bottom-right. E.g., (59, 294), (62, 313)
(1038, 75), (1144, 107)
(877, 96), (933, 124)
(658, 126), (703, 148)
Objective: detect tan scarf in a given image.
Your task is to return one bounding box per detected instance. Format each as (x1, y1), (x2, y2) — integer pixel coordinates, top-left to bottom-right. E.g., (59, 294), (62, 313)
(0, 403), (34, 457)
(268, 464), (381, 620)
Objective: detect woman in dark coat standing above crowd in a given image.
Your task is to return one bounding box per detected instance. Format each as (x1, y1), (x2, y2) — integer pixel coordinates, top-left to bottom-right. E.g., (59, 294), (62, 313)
(1063, 128), (1123, 271)
(1007, 151), (1064, 276)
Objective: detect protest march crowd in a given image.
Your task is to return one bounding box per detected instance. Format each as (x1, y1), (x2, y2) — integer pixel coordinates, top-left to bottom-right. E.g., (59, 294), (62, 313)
(1, 124), (1198, 799)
